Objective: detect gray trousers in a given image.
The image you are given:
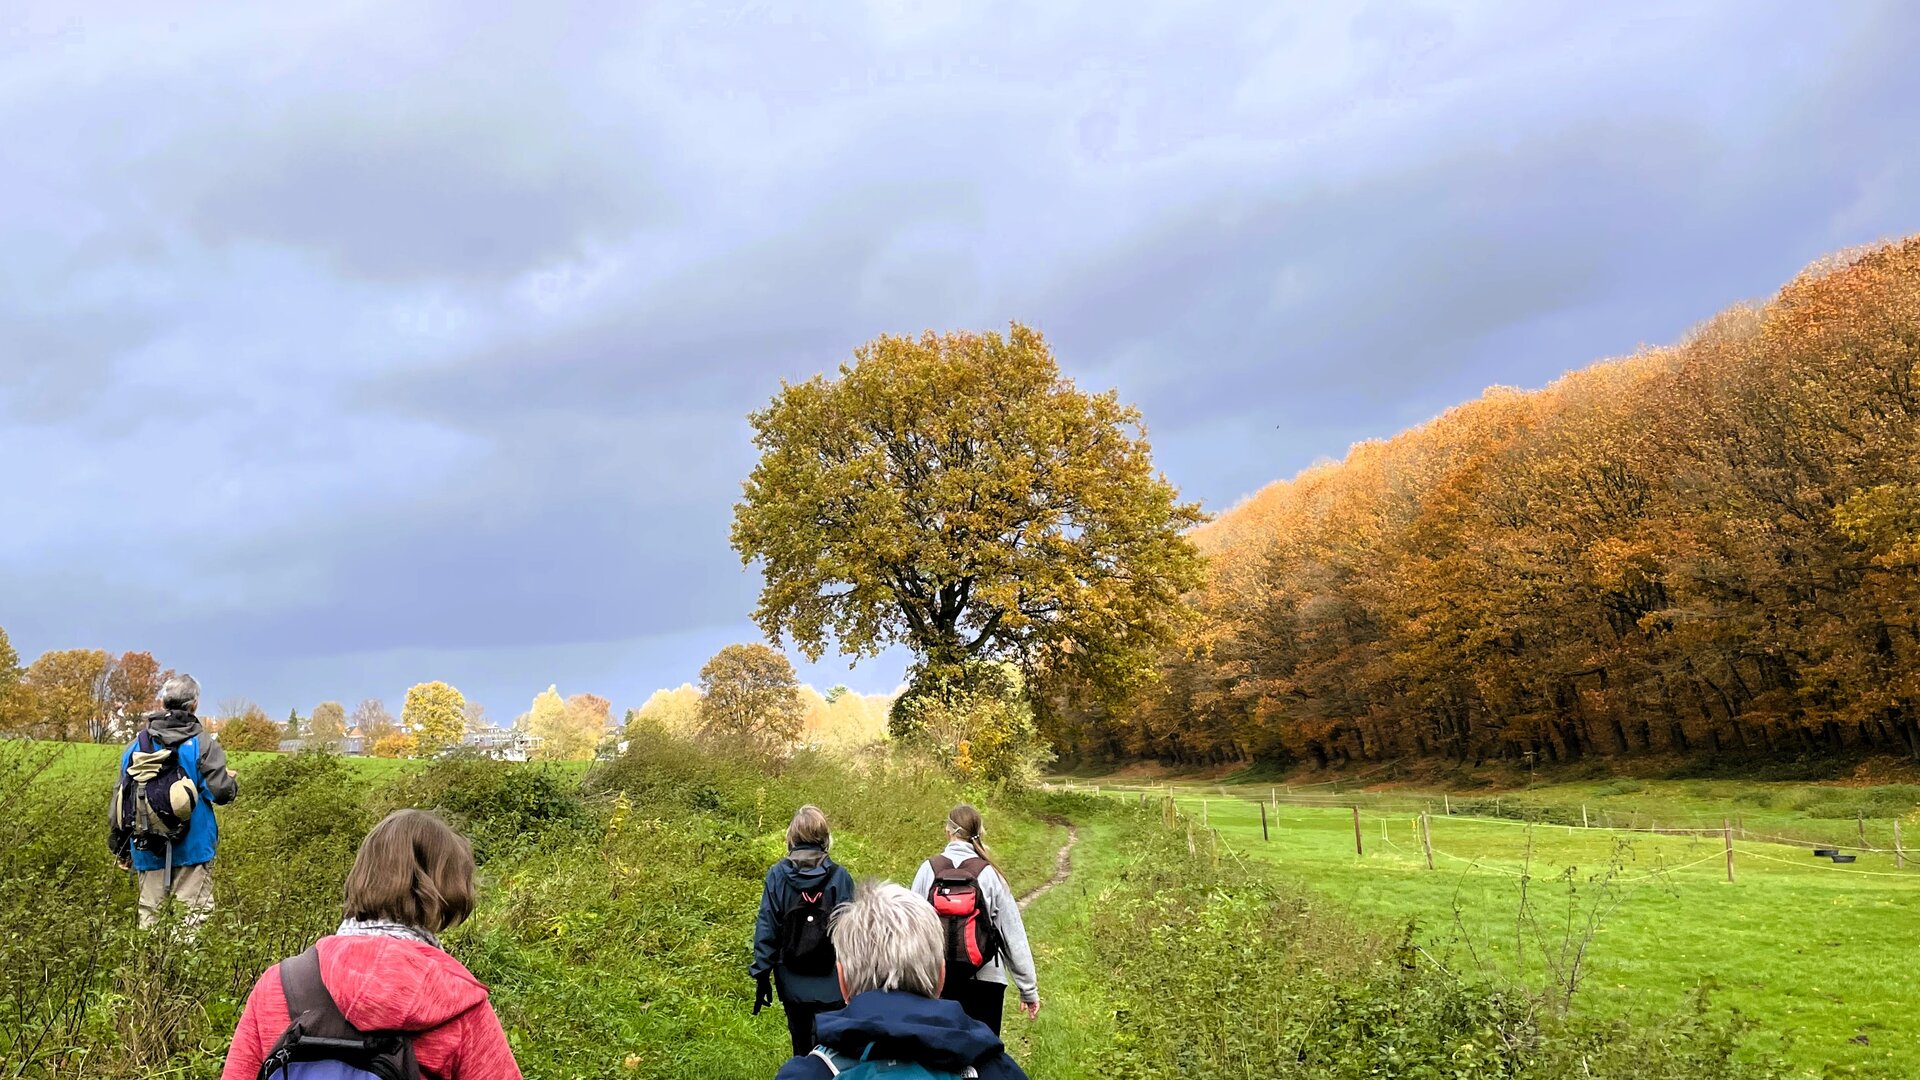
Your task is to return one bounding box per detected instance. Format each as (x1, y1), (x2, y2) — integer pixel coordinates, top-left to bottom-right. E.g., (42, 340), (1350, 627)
(137, 863), (213, 930)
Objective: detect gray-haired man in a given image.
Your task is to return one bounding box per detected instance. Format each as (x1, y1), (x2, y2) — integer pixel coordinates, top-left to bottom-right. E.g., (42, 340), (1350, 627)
(774, 881), (1027, 1079)
(107, 674), (239, 928)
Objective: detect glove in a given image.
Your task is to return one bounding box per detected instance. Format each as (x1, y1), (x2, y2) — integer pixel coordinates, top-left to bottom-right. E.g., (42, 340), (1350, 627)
(753, 972), (774, 1015)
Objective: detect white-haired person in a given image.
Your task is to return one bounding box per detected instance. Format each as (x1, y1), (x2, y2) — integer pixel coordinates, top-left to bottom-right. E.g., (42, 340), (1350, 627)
(774, 881), (1028, 1080)
(753, 805), (858, 1056)
(107, 674), (240, 928)
(907, 805), (1039, 1034)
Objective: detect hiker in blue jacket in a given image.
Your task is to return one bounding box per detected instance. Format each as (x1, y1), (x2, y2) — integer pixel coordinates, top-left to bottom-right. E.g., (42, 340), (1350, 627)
(107, 674), (239, 929)
(773, 881), (1027, 1080)
(754, 805), (857, 1056)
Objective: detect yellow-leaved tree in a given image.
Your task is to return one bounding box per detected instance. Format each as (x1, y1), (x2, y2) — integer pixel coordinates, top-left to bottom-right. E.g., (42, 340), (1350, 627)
(730, 324), (1205, 719)
(403, 681), (466, 757)
(518, 686), (604, 761)
(627, 684), (702, 736)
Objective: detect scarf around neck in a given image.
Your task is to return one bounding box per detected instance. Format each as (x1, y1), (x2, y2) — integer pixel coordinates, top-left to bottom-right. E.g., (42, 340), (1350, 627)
(336, 917), (441, 950)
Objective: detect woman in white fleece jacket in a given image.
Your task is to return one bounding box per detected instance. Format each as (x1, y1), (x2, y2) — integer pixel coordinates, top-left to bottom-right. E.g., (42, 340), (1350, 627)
(908, 804), (1040, 1035)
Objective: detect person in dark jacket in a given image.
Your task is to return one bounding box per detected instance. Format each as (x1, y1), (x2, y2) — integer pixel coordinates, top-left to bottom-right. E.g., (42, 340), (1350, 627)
(774, 881), (1027, 1080)
(754, 805), (857, 1056)
(108, 674), (239, 929)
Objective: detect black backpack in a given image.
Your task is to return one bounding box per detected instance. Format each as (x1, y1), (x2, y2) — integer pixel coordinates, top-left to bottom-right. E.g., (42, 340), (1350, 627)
(777, 863), (838, 976)
(926, 855), (1003, 981)
(110, 728), (196, 855)
(257, 947), (421, 1080)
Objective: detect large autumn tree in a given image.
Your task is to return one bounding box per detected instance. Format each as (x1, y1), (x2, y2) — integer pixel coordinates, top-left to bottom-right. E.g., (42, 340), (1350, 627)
(308, 700), (348, 750)
(732, 324), (1205, 702)
(21, 648), (110, 741)
(696, 643), (806, 757)
(403, 682), (466, 757)
(516, 686), (607, 761)
(0, 626), (22, 732)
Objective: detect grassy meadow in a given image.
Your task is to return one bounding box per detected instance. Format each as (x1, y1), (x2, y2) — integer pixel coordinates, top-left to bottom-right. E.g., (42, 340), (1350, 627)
(5, 735), (1786, 1079)
(1059, 774), (1920, 1077)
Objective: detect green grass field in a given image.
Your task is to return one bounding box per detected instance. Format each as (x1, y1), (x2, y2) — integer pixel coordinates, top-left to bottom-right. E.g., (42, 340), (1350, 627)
(4, 737), (1792, 1077)
(1062, 776), (1920, 1077)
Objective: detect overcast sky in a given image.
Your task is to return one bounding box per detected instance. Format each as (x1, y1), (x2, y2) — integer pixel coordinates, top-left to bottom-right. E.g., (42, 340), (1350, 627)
(4, 2), (1917, 722)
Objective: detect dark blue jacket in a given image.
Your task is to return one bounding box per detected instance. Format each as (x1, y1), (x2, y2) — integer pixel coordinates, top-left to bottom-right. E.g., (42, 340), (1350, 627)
(752, 846), (855, 1004)
(773, 991), (1028, 1079)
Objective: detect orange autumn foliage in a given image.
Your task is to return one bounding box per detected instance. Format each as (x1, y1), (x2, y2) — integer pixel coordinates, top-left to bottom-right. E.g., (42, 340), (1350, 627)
(1086, 237), (1920, 768)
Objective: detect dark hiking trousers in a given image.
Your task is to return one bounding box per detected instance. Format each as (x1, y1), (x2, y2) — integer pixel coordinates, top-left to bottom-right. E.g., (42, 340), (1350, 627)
(785, 999), (842, 1057)
(940, 978), (1007, 1036)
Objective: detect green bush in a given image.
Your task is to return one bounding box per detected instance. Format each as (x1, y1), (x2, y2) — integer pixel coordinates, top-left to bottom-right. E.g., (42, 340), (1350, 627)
(385, 753), (596, 862)
(1592, 780), (1646, 797)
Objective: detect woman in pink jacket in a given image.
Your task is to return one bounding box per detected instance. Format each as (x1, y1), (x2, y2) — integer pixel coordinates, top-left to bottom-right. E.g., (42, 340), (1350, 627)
(221, 809), (521, 1079)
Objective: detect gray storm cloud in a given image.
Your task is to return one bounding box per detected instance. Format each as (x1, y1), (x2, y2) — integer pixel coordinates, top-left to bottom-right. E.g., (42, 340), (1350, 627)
(2, 0), (1917, 718)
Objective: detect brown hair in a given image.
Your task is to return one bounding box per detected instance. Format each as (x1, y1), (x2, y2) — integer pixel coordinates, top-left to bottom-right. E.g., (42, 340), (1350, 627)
(787, 804), (831, 850)
(343, 809), (477, 933)
(946, 804), (991, 862)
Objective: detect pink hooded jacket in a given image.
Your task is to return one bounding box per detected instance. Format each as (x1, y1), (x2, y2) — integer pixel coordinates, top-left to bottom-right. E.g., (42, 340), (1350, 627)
(221, 935), (521, 1080)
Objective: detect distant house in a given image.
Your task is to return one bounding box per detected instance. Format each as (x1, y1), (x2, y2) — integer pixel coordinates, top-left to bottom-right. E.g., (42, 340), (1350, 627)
(460, 728), (542, 762)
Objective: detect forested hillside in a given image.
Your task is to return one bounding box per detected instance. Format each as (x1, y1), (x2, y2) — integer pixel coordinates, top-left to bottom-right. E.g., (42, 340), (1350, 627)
(1073, 237), (1920, 769)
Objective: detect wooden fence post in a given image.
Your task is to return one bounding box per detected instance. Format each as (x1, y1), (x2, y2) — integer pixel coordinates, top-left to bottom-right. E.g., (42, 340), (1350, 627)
(1260, 802), (1269, 842)
(1352, 806), (1363, 856)
(1724, 819), (1734, 883)
(1858, 810), (1867, 848)
(1202, 798), (1209, 828)
(1581, 804), (1589, 829)
(1897, 819), (1906, 869)
(1444, 793), (1451, 816)
(1422, 813), (1434, 870)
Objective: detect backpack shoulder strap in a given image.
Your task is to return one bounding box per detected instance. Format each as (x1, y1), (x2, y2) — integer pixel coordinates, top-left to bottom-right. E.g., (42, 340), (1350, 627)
(929, 855), (956, 875)
(810, 1047), (846, 1076)
(956, 856), (990, 878)
(278, 946), (360, 1041)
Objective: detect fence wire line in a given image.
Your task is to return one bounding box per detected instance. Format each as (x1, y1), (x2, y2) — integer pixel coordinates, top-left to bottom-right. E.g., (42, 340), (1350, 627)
(1730, 844), (1920, 879)
(1075, 785), (1920, 885)
(1057, 782), (1911, 854)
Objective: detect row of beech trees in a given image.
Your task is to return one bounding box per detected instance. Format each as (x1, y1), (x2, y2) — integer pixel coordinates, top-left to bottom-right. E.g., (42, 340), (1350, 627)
(1081, 238), (1920, 768)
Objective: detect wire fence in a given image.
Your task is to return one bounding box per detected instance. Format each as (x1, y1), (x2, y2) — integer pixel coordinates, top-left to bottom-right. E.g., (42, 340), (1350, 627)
(1042, 779), (1920, 885)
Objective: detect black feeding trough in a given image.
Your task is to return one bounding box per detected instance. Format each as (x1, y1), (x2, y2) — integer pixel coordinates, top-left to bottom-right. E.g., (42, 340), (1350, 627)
(1813, 848), (1840, 857)
(1831, 854), (1858, 864)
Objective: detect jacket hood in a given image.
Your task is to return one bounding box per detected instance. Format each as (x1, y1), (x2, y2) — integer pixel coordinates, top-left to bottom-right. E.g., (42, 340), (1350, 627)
(815, 990), (1004, 1070)
(940, 840), (987, 865)
(144, 709), (203, 747)
(786, 847), (834, 878)
(313, 935), (491, 1034)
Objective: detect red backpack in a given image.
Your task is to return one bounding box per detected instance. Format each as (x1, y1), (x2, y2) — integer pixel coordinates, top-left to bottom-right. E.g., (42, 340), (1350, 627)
(925, 855), (1003, 981)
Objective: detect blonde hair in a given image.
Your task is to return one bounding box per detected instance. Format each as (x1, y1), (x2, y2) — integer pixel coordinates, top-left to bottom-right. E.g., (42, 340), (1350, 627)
(832, 881), (944, 998)
(343, 809), (477, 933)
(945, 804), (991, 862)
(788, 804), (831, 850)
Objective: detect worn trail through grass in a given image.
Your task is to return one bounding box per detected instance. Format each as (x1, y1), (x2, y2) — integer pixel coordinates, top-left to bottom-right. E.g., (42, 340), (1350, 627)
(1016, 822), (1078, 909)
